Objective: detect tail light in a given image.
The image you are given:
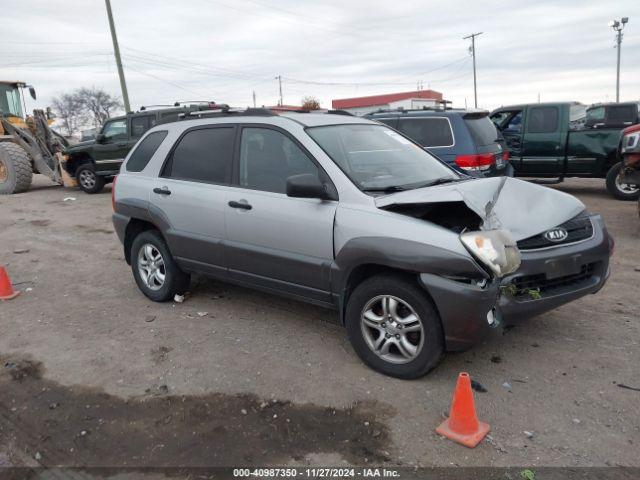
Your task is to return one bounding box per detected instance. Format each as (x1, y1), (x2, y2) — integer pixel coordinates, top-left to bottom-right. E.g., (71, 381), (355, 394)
(502, 150), (510, 162)
(111, 175), (118, 212)
(455, 153), (495, 171)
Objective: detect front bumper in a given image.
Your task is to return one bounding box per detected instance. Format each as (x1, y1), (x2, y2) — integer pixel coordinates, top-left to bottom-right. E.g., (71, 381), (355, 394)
(499, 214), (611, 323)
(419, 214), (611, 351)
(418, 273), (502, 351)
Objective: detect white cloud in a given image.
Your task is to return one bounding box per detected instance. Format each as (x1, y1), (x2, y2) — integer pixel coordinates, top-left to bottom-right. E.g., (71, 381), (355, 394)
(3, 0), (639, 114)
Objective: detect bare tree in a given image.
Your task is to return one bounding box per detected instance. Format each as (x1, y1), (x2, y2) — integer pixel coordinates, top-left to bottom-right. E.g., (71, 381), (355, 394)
(301, 96), (321, 111)
(51, 93), (86, 136)
(77, 87), (123, 127)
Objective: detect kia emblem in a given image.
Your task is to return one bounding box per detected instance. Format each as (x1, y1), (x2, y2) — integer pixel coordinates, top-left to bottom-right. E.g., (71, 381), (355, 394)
(544, 228), (569, 242)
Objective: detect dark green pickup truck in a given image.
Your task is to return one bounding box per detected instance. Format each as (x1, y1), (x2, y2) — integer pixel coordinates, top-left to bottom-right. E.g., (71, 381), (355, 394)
(491, 102), (640, 200)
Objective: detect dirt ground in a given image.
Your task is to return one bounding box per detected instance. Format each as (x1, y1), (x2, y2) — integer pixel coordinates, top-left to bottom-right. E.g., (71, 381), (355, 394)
(0, 176), (639, 472)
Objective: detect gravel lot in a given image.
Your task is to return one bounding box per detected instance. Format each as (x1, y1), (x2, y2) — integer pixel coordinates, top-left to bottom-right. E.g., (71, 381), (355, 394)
(0, 176), (638, 470)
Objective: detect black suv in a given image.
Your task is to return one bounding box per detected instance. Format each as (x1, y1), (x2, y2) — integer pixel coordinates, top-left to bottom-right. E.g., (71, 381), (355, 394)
(365, 108), (512, 177)
(64, 104), (215, 193)
(585, 102), (640, 130)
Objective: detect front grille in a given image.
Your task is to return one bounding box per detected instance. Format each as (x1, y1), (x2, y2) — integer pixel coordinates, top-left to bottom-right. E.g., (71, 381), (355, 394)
(512, 262), (598, 297)
(517, 213), (593, 250)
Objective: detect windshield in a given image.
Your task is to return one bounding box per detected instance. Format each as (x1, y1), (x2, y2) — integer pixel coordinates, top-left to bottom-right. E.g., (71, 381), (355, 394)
(306, 124), (458, 191)
(0, 84), (23, 118)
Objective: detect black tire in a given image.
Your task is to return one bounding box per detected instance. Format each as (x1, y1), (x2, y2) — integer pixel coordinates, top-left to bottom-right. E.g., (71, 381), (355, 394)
(0, 142), (33, 195)
(606, 162), (640, 201)
(130, 230), (190, 302)
(345, 274), (444, 379)
(76, 164), (105, 194)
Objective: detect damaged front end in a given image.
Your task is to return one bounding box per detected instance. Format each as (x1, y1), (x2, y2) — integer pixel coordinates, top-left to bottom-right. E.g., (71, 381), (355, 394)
(376, 176), (596, 348)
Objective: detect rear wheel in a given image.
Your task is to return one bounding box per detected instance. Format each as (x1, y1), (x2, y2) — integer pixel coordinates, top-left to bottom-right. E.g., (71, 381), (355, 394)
(131, 230), (190, 302)
(76, 164), (105, 194)
(345, 274), (444, 379)
(606, 162), (640, 201)
(0, 142), (32, 195)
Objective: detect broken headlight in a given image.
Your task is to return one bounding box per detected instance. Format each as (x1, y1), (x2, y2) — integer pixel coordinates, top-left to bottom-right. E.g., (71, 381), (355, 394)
(460, 230), (521, 277)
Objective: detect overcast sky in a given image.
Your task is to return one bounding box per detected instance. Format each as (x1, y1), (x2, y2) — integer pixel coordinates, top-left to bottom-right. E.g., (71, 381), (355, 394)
(4, 0), (639, 116)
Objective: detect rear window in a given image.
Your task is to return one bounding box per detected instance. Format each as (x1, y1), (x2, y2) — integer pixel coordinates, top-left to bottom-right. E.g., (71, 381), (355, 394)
(162, 127), (234, 184)
(396, 117), (453, 147)
(464, 116), (498, 146)
(126, 131), (168, 172)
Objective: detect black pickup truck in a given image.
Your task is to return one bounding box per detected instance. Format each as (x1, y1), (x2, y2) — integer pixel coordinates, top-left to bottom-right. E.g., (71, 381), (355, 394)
(491, 102), (640, 200)
(64, 103), (217, 193)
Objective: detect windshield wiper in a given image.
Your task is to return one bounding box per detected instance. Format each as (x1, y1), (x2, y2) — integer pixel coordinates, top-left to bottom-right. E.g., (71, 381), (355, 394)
(397, 176), (462, 190)
(362, 185), (407, 193)
(362, 176), (462, 193)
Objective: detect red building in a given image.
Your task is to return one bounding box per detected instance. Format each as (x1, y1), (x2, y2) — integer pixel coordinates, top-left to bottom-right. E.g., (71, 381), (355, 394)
(332, 89), (443, 115)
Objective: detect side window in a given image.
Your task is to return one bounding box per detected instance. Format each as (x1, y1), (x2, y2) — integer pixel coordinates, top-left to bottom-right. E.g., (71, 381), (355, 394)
(396, 118), (453, 147)
(130, 115), (157, 139)
(160, 111), (180, 124)
(101, 119), (127, 142)
(163, 127), (234, 183)
(239, 127), (318, 194)
(126, 131), (168, 172)
(608, 105), (636, 122)
(374, 118), (398, 129)
(502, 111), (523, 133)
(527, 107), (559, 133)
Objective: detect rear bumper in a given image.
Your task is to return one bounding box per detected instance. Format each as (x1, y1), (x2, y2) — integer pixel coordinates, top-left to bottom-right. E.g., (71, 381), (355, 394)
(499, 214), (611, 323)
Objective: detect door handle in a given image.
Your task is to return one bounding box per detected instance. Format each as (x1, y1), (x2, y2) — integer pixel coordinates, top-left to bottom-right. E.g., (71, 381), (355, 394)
(117, 143), (127, 147)
(228, 200), (252, 210)
(153, 187), (171, 195)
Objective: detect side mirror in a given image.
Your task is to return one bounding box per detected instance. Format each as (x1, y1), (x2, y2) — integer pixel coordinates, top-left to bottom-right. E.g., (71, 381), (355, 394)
(95, 133), (105, 143)
(28, 86), (36, 100)
(286, 174), (331, 200)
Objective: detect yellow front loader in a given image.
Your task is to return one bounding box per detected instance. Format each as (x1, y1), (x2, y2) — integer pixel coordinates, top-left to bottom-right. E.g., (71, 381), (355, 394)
(0, 81), (73, 194)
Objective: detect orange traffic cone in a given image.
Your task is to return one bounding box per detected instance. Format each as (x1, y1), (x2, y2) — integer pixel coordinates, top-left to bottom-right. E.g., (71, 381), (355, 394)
(436, 372), (490, 448)
(0, 266), (20, 301)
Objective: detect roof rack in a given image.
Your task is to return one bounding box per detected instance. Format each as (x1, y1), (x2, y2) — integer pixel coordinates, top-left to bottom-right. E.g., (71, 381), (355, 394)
(326, 109), (354, 116)
(370, 99), (456, 114)
(178, 106), (276, 119)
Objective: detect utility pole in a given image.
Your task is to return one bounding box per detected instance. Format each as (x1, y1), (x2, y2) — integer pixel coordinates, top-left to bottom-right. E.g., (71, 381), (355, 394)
(275, 75), (283, 106)
(463, 32), (483, 108)
(609, 17), (629, 102)
(105, 0), (131, 113)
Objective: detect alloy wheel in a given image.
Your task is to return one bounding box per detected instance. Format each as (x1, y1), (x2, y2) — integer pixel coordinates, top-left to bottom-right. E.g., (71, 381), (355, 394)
(360, 295), (425, 364)
(137, 244), (166, 291)
(615, 173), (640, 195)
(79, 169), (96, 189)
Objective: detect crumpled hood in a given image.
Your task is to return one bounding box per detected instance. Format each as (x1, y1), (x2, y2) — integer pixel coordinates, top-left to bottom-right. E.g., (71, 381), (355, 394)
(375, 177), (585, 241)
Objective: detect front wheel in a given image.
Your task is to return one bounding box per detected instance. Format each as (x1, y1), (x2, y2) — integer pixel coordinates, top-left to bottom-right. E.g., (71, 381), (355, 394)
(131, 230), (190, 302)
(76, 164), (105, 194)
(606, 162), (640, 201)
(345, 274), (444, 379)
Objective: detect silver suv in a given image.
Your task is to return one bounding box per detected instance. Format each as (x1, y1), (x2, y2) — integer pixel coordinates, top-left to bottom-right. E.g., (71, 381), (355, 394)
(112, 109), (612, 379)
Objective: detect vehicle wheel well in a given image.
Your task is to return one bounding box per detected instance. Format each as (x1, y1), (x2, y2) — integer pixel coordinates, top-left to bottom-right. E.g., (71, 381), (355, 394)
(341, 264), (425, 323)
(66, 153), (94, 177)
(602, 150), (621, 175)
(124, 219), (158, 265)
